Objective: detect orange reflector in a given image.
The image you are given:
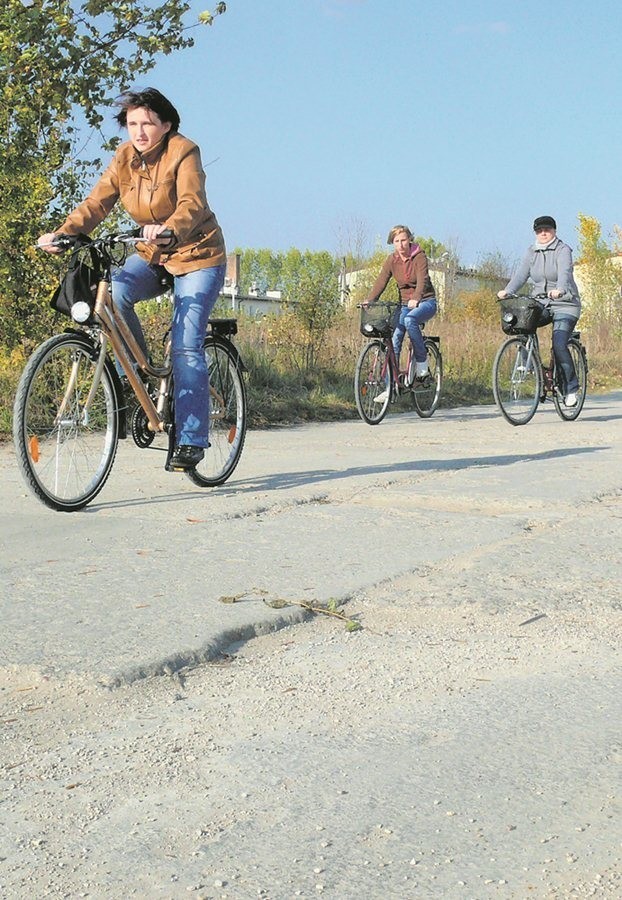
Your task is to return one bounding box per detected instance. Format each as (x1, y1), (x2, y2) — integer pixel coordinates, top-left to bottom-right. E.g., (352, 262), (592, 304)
(227, 426), (236, 444)
(29, 436), (40, 463)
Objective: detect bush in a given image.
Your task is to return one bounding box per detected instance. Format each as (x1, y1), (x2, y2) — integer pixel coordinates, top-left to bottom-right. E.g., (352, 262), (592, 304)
(1, 299), (621, 441)
(0, 346), (27, 435)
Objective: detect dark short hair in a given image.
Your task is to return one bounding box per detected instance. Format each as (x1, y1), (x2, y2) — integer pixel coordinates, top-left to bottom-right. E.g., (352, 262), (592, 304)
(533, 215), (556, 231)
(114, 88), (180, 131)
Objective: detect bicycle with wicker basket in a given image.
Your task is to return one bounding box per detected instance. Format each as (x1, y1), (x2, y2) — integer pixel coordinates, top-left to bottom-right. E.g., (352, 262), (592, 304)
(492, 292), (588, 426)
(354, 301), (442, 425)
(13, 230), (247, 511)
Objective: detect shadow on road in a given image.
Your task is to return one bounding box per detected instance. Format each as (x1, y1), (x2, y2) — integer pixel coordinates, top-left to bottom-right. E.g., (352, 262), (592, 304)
(230, 444), (606, 493)
(91, 444), (607, 511)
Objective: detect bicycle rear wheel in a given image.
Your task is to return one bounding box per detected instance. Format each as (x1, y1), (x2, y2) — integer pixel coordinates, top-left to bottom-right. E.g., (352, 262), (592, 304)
(13, 333), (119, 511)
(354, 339), (391, 424)
(492, 337), (542, 426)
(186, 335), (247, 487)
(411, 339), (442, 417)
(554, 339), (588, 421)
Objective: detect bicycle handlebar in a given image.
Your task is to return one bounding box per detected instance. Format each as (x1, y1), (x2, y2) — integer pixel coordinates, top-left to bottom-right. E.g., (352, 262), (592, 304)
(38, 228), (174, 251)
(497, 291), (549, 303)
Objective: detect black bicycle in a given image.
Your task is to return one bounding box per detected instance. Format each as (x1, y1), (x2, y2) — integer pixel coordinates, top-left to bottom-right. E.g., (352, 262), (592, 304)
(492, 292), (588, 426)
(13, 230), (247, 511)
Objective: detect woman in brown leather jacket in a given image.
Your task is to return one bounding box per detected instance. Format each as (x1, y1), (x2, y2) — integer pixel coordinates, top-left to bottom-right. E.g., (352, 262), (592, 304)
(38, 88), (226, 470)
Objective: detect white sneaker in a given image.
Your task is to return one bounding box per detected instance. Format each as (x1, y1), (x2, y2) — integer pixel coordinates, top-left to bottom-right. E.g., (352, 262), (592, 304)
(565, 392), (578, 407)
(415, 362), (429, 378)
(373, 389), (389, 404)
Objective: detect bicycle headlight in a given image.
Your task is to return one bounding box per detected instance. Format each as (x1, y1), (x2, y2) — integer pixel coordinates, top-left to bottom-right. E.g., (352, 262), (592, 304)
(71, 301), (92, 323)
(363, 323), (374, 333)
(502, 312), (516, 324)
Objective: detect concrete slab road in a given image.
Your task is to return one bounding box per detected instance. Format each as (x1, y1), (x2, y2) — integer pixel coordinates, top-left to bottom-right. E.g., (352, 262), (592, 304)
(1, 392), (621, 686)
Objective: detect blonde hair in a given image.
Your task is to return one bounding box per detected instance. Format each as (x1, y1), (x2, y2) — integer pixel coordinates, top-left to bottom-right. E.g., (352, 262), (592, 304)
(387, 225), (414, 244)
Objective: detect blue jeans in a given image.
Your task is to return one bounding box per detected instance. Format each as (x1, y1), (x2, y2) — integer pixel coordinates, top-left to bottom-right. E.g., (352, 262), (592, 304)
(539, 309), (579, 394)
(392, 298), (438, 362)
(112, 254), (226, 447)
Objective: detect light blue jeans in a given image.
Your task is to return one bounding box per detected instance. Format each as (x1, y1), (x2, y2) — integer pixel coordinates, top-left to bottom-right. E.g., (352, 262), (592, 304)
(393, 298), (438, 362)
(112, 254), (226, 447)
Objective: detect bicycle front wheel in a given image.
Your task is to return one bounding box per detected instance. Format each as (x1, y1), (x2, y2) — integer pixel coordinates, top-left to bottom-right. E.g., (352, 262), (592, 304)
(13, 333), (119, 511)
(554, 339), (588, 421)
(492, 337), (542, 426)
(354, 339), (391, 424)
(186, 335), (247, 487)
(411, 339), (442, 418)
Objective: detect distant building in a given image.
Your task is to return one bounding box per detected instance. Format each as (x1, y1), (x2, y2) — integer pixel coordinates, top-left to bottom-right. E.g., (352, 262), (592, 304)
(220, 252), (507, 320)
(219, 253), (294, 316)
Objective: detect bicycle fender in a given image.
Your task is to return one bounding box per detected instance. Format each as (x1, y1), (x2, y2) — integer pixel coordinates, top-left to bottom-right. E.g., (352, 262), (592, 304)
(206, 333), (247, 373)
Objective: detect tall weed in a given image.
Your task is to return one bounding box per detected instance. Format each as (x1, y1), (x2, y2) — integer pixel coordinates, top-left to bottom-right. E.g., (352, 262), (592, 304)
(1, 303), (620, 439)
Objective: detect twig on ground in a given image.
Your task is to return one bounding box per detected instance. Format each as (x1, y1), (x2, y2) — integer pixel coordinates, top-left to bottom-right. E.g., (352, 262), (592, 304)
(217, 590), (362, 631)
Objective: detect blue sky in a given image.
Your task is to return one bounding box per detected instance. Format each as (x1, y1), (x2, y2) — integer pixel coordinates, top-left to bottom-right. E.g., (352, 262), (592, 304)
(119, 0), (619, 268)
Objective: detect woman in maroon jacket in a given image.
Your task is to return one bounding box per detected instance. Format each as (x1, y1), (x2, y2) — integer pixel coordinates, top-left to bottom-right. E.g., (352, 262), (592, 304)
(365, 225), (437, 396)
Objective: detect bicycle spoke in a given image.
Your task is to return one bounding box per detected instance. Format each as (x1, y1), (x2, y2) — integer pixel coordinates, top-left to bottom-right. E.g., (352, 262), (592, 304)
(354, 340), (390, 425)
(412, 340), (442, 418)
(493, 337), (541, 425)
(13, 335), (119, 510)
(186, 336), (247, 486)
(554, 339), (588, 421)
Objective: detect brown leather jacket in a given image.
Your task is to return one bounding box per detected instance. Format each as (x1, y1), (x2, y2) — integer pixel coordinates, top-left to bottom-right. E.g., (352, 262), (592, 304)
(58, 132), (226, 275)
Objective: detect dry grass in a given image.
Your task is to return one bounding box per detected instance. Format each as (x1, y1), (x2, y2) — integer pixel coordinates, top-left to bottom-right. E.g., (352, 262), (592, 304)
(1, 306), (620, 440)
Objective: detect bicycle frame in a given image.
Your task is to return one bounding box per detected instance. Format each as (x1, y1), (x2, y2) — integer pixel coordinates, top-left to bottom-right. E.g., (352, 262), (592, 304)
(384, 339), (400, 388)
(515, 333), (540, 383)
(519, 330), (574, 403)
(92, 278), (169, 433)
(91, 275), (233, 435)
(383, 328), (437, 393)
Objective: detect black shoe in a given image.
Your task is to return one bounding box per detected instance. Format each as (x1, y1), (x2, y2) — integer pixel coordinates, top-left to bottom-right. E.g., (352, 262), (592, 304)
(170, 445), (205, 469)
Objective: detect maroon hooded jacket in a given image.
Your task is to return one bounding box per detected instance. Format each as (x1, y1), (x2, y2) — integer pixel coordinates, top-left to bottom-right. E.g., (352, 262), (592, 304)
(367, 243), (434, 306)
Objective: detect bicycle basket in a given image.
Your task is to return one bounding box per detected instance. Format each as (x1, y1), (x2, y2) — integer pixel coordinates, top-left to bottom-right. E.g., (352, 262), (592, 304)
(50, 235), (101, 322)
(360, 302), (400, 337)
(500, 296), (544, 335)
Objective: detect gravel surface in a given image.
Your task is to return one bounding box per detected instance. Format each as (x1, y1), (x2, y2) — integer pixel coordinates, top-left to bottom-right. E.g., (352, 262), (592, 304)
(1, 395), (621, 898)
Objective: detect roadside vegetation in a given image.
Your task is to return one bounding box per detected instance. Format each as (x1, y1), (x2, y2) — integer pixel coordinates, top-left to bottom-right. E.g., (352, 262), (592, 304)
(2, 4), (621, 438)
(2, 215), (622, 439)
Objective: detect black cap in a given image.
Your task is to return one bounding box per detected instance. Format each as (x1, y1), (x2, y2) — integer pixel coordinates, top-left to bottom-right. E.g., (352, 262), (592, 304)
(533, 215), (557, 231)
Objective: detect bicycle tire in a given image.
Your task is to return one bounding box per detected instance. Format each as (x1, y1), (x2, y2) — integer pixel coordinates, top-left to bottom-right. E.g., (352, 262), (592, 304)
(492, 336), (542, 426)
(354, 339), (391, 425)
(554, 339), (588, 421)
(185, 335), (247, 487)
(411, 339), (443, 418)
(13, 333), (119, 511)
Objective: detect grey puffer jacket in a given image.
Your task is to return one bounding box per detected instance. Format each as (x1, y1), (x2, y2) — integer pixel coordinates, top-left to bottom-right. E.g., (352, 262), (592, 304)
(504, 237), (581, 318)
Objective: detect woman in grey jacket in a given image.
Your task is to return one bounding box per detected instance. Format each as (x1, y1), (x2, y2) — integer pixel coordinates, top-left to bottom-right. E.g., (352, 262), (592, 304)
(498, 215), (581, 407)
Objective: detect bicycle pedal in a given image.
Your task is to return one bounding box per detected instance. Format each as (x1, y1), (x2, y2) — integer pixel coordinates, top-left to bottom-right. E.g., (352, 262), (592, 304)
(165, 461), (187, 472)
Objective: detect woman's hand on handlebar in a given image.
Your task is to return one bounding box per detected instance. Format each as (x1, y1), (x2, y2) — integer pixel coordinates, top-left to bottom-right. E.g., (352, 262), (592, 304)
(497, 290), (508, 299)
(38, 232), (68, 254)
(140, 224), (175, 246)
